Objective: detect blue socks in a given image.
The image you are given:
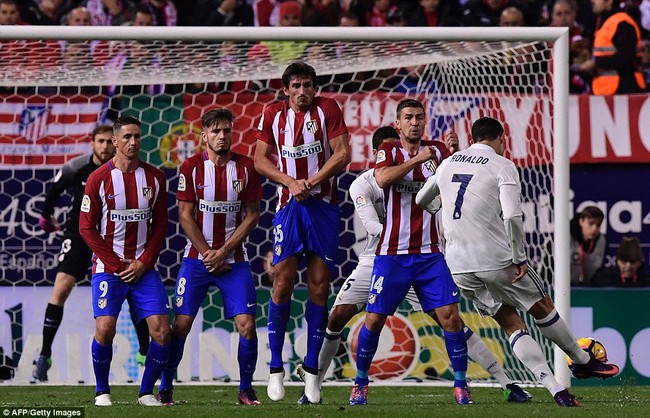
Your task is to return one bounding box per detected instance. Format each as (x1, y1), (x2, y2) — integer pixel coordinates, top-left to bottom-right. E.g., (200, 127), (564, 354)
(267, 299), (291, 370)
(139, 340), (170, 396)
(354, 325), (380, 386)
(238, 336), (258, 390)
(91, 338), (112, 394)
(444, 329), (468, 387)
(159, 335), (185, 392)
(304, 300), (327, 370)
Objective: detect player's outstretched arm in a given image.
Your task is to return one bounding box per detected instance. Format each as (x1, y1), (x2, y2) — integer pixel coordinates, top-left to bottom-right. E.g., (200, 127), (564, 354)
(415, 174), (441, 214)
(306, 133), (351, 187)
(349, 176), (382, 237)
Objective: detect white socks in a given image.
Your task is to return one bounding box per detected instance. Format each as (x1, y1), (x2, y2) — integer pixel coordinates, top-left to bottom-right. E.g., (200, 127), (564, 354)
(509, 329), (565, 396)
(317, 328), (342, 387)
(535, 309), (590, 365)
(465, 327), (512, 390)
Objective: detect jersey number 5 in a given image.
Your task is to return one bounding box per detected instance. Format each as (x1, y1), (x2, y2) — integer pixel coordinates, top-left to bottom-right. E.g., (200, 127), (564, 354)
(451, 174), (473, 220)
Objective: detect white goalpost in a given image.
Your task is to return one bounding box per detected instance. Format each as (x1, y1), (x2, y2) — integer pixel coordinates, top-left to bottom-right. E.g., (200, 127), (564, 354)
(0, 26), (570, 387)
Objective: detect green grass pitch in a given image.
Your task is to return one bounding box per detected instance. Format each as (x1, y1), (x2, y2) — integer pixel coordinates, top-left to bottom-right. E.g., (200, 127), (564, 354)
(1, 385), (648, 418)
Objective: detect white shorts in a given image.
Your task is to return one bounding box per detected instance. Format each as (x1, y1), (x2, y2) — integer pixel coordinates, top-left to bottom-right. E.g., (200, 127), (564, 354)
(333, 255), (422, 311)
(453, 265), (547, 317)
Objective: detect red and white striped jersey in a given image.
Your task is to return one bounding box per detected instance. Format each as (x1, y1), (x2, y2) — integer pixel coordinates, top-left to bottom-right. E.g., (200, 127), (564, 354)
(256, 96), (348, 211)
(375, 140), (450, 255)
(176, 151), (262, 262)
(79, 160), (168, 274)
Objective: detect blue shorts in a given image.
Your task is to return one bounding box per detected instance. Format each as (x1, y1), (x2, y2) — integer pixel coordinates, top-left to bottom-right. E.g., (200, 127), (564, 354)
(367, 253), (460, 315)
(272, 197), (341, 272)
(173, 258), (257, 319)
(91, 270), (169, 321)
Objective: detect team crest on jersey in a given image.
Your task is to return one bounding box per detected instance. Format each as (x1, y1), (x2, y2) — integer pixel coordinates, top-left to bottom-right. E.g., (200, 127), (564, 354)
(142, 187), (153, 200)
(305, 120), (318, 134)
(98, 298), (107, 309)
(232, 179), (243, 193)
(424, 159), (437, 174)
(368, 294), (376, 304)
(355, 195), (367, 208)
(376, 150), (386, 164)
(178, 174), (186, 192)
(81, 195), (91, 213)
(175, 296), (184, 307)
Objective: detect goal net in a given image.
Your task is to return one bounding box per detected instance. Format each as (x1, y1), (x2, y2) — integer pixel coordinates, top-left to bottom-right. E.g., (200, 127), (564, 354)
(0, 27), (570, 387)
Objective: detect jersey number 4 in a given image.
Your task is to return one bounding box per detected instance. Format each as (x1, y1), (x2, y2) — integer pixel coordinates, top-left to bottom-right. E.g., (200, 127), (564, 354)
(451, 174), (473, 220)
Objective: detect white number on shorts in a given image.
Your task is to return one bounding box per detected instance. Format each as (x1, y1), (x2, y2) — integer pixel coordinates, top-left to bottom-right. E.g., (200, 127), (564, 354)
(177, 277), (186, 295)
(99, 280), (109, 297)
(371, 274), (384, 294)
(273, 224), (284, 244)
(61, 238), (72, 254)
(342, 277), (355, 292)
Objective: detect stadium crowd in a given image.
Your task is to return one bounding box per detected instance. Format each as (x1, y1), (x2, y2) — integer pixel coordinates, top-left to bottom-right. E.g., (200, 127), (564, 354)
(0, 0), (649, 94)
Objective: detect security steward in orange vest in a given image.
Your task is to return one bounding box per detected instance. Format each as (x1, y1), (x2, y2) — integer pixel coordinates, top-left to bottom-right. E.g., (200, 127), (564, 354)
(589, 0), (646, 95)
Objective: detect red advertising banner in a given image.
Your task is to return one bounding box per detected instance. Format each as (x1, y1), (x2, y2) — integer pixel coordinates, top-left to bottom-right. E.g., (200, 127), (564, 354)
(181, 92), (650, 169)
(568, 94), (650, 163)
(2, 93), (649, 169)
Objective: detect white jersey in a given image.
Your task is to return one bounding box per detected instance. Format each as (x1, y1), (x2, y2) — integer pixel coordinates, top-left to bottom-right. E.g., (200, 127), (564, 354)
(350, 169), (384, 260)
(336, 168), (421, 311)
(422, 143), (527, 273)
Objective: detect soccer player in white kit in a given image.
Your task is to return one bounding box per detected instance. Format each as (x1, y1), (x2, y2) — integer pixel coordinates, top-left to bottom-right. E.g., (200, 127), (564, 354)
(315, 126), (531, 404)
(416, 116), (620, 407)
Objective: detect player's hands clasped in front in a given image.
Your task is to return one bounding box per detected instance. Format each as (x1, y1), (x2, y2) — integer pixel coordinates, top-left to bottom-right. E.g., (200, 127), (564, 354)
(203, 248), (231, 275)
(512, 262), (528, 283)
(119, 259), (146, 283)
(288, 178), (312, 202)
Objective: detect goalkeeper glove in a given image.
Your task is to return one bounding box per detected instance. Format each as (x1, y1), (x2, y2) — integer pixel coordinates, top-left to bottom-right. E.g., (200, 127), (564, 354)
(38, 215), (59, 233)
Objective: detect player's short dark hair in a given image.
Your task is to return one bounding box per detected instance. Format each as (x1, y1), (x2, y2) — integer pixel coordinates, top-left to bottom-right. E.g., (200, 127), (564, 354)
(372, 126), (399, 150)
(0, 0), (18, 6)
(471, 117), (504, 143)
(281, 61), (317, 88)
(113, 115), (141, 135)
(579, 206), (604, 224)
(92, 125), (113, 141)
(396, 99), (424, 118)
(201, 108), (234, 129)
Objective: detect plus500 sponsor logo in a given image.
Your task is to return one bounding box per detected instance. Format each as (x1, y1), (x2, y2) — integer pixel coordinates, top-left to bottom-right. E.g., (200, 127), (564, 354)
(199, 200), (241, 213)
(395, 181), (425, 194)
(110, 208), (151, 222)
(281, 141), (322, 159)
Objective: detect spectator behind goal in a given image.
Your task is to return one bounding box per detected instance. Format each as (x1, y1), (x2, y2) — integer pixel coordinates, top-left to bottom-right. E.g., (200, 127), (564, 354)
(593, 236), (648, 287)
(540, 206), (606, 286)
